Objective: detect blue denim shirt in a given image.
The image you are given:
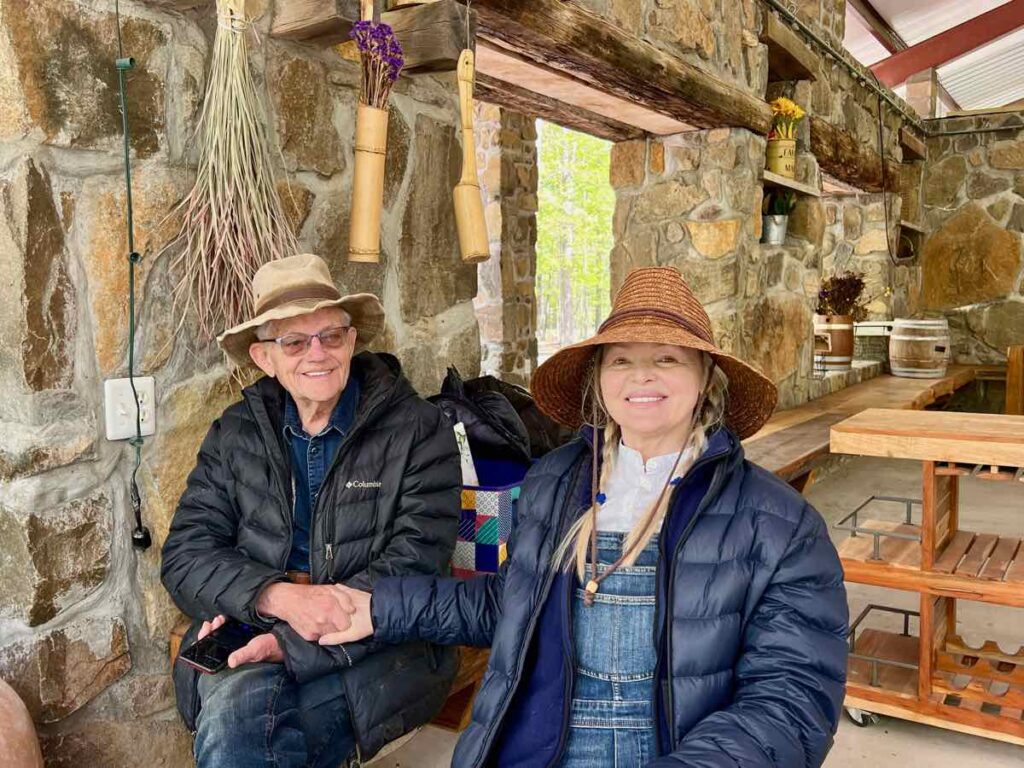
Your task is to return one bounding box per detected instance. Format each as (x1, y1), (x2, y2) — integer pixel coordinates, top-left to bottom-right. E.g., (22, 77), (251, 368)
(282, 375), (361, 572)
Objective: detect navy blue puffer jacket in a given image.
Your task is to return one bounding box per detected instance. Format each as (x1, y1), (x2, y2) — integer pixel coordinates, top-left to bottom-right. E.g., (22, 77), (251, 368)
(372, 427), (848, 767)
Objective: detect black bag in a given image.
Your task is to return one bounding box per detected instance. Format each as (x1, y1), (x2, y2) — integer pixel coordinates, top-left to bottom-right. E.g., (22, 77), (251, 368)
(428, 367), (532, 464)
(459, 374), (575, 459)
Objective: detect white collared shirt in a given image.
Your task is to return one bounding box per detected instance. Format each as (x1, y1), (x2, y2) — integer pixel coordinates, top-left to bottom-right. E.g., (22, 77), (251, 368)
(596, 441), (692, 532)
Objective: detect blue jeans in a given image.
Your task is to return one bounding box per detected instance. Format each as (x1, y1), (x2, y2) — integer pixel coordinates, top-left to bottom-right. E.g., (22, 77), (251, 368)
(194, 662), (355, 768)
(559, 532), (659, 768)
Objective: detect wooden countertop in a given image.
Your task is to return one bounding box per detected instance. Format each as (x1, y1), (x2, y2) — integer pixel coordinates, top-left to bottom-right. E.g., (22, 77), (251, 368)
(830, 408), (1024, 466)
(743, 366), (983, 479)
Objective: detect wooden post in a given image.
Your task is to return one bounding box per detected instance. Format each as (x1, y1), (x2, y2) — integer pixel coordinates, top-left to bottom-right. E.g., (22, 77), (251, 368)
(1006, 345), (1024, 415)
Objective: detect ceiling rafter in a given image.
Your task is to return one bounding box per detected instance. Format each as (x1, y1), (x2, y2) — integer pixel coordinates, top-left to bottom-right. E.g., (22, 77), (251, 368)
(871, 0), (1024, 87)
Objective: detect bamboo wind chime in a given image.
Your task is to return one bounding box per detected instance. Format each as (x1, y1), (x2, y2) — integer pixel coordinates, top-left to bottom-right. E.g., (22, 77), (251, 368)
(453, 47), (489, 263)
(167, 0), (298, 343)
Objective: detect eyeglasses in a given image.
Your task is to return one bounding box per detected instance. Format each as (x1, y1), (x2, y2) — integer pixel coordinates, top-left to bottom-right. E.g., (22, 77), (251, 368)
(262, 326), (353, 357)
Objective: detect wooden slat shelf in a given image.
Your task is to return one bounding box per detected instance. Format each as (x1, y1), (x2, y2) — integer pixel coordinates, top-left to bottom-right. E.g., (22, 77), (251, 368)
(848, 628), (920, 697)
(762, 169), (821, 197)
(834, 410), (1024, 743)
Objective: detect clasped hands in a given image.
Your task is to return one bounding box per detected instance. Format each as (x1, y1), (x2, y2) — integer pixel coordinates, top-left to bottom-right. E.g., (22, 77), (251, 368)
(198, 583), (373, 668)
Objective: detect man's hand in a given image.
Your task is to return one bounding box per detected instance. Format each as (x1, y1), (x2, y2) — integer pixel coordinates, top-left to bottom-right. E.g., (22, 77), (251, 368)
(318, 586), (373, 646)
(255, 582), (357, 641)
(196, 614), (283, 667)
(228, 633), (284, 668)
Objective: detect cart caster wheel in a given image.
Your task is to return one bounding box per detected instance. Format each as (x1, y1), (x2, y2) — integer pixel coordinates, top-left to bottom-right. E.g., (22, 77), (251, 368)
(846, 707), (880, 727)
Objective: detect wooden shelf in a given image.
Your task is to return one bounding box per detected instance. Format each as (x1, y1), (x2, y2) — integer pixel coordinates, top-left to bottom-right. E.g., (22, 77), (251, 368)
(849, 627), (920, 697)
(762, 170), (821, 197)
(831, 409), (1024, 467)
(761, 13), (818, 82)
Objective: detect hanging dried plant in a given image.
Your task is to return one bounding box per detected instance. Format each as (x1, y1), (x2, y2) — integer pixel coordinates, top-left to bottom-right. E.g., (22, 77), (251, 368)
(165, 0), (298, 342)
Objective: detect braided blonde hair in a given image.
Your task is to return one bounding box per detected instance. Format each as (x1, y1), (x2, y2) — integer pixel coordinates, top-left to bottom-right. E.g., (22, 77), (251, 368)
(552, 348), (729, 580)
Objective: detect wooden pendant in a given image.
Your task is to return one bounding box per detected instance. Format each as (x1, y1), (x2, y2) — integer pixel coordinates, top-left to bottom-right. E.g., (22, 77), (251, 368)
(453, 48), (490, 263)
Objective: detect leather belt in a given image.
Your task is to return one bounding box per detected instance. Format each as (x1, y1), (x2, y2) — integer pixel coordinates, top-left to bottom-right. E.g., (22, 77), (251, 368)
(285, 571), (311, 585)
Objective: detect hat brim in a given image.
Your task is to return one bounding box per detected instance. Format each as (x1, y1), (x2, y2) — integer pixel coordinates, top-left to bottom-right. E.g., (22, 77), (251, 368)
(531, 323), (778, 440)
(216, 294), (386, 368)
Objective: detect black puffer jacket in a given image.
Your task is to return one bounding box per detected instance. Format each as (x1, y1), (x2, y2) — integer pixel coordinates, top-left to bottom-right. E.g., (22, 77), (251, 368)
(162, 352), (460, 759)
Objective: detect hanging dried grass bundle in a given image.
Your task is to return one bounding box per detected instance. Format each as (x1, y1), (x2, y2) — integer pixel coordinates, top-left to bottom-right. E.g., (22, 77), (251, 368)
(167, 0), (298, 342)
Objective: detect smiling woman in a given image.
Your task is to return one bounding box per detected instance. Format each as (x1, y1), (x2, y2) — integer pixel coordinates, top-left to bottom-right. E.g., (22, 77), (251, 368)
(319, 266), (849, 768)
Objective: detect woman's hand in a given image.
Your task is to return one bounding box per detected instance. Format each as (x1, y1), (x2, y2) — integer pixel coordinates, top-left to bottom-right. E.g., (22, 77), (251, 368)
(256, 582), (357, 641)
(318, 586), (374, 645)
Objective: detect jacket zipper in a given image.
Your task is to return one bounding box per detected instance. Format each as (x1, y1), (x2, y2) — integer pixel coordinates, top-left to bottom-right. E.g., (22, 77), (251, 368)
(473, 459), (586, 767)
(658, 457), (731, 748)
(546, 564), (576, 768)
(309, 385), (397, 583)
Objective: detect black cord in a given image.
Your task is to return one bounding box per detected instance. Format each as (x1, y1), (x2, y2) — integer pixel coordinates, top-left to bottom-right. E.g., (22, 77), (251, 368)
(876, 93), (899, 266)
(115, 0), (151, 550)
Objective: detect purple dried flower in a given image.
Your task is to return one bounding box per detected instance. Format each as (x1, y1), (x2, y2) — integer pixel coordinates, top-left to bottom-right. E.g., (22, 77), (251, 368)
(350, 20), (404, 106)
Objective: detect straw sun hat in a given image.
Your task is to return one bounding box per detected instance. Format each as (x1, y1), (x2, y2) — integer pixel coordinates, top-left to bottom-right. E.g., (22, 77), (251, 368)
(217, 253), (385, 367)
(531, 266), (778, 440)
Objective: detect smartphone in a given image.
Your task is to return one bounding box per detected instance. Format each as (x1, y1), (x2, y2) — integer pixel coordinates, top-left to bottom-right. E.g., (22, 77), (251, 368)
(178, 620), (263, 674)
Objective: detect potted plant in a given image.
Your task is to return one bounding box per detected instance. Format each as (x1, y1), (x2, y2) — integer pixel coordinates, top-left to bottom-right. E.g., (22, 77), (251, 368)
(814, 271), (867, 373)
(766, 97), (805, 178)
(761, 189), (796, 245)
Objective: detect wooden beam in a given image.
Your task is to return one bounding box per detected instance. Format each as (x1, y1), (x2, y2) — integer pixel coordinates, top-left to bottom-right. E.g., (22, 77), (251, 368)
(1007, 345), (1024, 416)
(900, 125), (927, 161)
(470, 0), (772, 134)
(871, 0), (1024, 87)
(761, 12), (818, 82)
(271, 0), (361, 44)
(475, 74), (641, 142)
(384, 0), (475, 73)
(274, 0), (472, 72)
(809, 115), (900, 192)
(476, 42), (692, 137)
(847, 0), (906, 54)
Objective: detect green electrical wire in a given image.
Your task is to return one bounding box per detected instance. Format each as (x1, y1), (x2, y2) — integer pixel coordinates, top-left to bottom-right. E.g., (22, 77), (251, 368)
(115, 0), (151, 550)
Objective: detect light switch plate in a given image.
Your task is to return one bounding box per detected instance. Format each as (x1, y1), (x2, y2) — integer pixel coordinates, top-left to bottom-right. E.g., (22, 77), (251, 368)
(104, 376), (156, 441)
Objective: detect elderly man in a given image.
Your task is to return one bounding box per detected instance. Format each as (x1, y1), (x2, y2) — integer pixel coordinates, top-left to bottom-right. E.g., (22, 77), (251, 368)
(162, 253), (460, 768)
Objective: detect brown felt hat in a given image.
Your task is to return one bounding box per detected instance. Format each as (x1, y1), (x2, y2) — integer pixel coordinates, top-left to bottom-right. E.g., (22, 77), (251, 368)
(531, 266), (777, 439)
(217, 253), (385, 367)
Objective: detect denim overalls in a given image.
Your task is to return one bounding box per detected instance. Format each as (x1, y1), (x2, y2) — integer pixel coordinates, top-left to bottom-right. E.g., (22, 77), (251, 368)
(559, 531), (660, 767)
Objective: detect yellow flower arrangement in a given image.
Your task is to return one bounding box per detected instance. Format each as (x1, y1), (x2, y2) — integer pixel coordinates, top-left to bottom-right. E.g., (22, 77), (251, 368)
(769, 97), (806, 140)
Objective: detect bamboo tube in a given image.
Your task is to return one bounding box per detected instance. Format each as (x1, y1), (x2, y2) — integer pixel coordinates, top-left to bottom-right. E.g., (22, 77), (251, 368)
(453, 49), (490, 263)
(348, 103), (389, 263)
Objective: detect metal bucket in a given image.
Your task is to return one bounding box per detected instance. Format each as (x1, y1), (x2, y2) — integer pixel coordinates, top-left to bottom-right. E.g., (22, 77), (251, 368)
(766, 138), (796, 177)
(761, 214), (788, 245)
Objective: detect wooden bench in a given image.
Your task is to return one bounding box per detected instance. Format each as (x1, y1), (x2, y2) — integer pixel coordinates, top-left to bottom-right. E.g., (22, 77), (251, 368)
(742, 366), (986, 493)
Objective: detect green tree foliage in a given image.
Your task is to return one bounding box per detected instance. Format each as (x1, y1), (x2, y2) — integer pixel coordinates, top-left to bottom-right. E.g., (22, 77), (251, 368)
(536, 121), (614, 354)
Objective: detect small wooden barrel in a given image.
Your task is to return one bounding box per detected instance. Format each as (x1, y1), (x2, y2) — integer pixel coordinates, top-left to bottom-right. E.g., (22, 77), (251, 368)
(814, 314), (854, 373)
(889, 318), (950, 378)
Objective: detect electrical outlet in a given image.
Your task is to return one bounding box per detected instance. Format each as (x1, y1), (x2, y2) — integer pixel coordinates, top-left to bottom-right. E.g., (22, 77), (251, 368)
(104, 376), (157, 441)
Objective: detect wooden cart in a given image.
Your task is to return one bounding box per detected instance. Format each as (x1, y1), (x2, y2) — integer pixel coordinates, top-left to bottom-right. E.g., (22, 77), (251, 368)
(830, 409), (1024, 746)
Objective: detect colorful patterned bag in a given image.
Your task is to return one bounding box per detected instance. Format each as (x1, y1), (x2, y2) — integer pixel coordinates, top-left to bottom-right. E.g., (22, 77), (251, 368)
(452, 483), (520, 577)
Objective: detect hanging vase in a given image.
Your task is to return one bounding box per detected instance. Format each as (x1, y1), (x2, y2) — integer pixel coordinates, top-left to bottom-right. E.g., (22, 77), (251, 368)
(348, 103), (389, 263)
(766, 138), (796, 178)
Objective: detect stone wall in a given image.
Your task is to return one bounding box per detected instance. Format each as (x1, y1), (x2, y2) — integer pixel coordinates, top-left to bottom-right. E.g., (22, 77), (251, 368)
(0, 0), (478, 764)
(921, 114), (1024, 363)
(473, 105), (538, 387)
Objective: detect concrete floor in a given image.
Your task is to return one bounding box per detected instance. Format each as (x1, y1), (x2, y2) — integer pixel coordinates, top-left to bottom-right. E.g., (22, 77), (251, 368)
(374, 457), (1024, 767)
